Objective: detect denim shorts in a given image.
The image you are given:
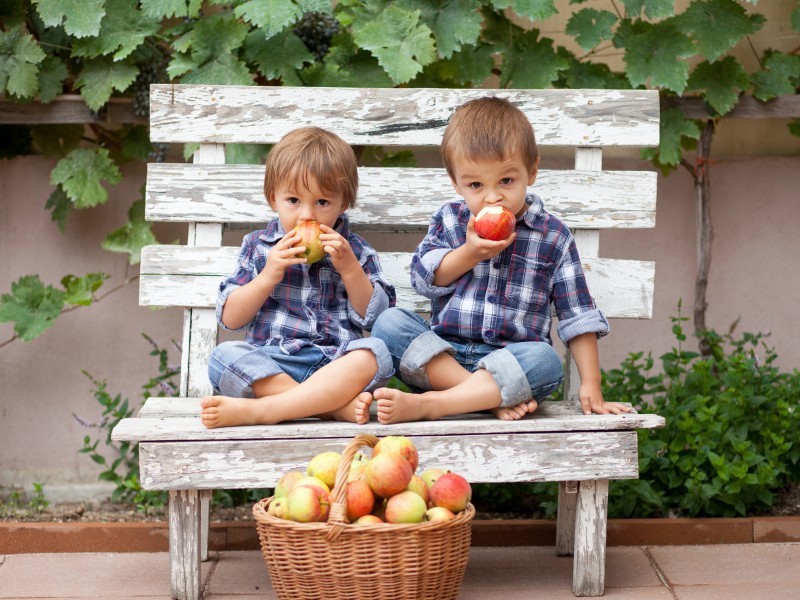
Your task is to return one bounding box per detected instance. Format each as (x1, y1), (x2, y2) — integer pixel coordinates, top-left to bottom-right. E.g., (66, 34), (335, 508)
(371, 307), (563, 407)
(207, 337), (394, 398)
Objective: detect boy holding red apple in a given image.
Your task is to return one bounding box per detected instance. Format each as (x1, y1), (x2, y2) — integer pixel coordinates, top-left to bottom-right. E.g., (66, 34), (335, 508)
(201, 127), (396, 427)
(371, 97), (631, 423)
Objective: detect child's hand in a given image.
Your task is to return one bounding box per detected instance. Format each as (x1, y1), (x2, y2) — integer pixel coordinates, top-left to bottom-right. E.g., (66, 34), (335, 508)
(261, 229), (307, 284)
(578, 382), (633, 415)
(318, 224), (360, 274)
(464, 216), (515, 261)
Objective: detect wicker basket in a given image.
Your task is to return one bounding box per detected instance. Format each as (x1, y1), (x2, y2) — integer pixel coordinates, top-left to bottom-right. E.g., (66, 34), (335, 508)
(253, 433), (474, 600)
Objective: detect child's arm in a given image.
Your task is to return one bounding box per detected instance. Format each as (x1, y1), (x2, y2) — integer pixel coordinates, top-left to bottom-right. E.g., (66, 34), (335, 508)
(319, 224), (374, 318)
(433, 216), (514, 287)
(568, 332), (632, 415)
(221, 229), (305, 329)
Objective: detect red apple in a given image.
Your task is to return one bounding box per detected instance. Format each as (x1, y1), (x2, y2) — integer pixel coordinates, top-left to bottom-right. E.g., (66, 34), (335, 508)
(366, 451), (414, 498)
(293, 475), (330, 495)
(306, 451), (341, 489)
(353, 514), (384, 525)
(385, 490), (428, 524)
(404, 475), (430, 505)
(424, 506), (456, 522)
(420, 467), (449, 490)
(274, 470), (304, 498)
(430, 472), (472, 513)
(286, 484), (330, 523)
(474, 206), (515, 241)
(291, 220), (325, 264)
(345, 479), (376, 522)
(373, 435), (419, 472)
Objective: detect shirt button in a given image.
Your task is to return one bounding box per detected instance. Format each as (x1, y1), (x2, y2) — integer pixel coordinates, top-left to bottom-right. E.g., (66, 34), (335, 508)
(487, 295), (496, 303)
(492, 262), (500, 269)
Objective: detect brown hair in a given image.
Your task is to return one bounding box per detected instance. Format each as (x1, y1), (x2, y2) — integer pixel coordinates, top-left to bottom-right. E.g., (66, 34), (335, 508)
(263, 126), (358, 208)
(441, 96), (539, 180)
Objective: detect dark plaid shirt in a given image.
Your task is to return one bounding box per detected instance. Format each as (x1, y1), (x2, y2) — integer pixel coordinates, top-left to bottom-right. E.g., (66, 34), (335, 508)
(410, 194), (608, 346)
(217, 214), (395, 357)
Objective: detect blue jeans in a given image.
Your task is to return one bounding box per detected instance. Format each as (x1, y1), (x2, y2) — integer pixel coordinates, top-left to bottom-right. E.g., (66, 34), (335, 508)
(208, 337), (394, 398)
(371, 307), (563, 408)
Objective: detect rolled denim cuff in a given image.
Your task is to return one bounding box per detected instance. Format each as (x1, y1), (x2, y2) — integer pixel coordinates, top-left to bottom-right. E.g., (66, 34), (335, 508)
(398, 330), (455, 390)
(339, 337), (395, 392)
(218, 353), (283, 399)
(348, 282), (391, 330)
(557, 308), (610, 344)
(411, 248), (457, 298)
(478, 348), (533, 408)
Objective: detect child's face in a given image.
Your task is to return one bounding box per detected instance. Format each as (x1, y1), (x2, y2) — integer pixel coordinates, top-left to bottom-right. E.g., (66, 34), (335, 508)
(270, 175), (346, 232)
(450, 152), (538, 219)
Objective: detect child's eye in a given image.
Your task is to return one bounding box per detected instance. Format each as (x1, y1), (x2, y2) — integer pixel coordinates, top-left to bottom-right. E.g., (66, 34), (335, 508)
(500, 178), (513, 185)
(317, 199), (330, 206)
(287, 197), (300, 204)
(468, 182), (482, 190)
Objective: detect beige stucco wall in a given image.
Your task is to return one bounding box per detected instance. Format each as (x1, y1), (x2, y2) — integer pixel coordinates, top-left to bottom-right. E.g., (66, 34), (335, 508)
(1, 139), (799, 498)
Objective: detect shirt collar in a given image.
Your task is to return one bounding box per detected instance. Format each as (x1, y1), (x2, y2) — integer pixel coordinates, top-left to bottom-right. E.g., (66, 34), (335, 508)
(259, 213), (350, 244)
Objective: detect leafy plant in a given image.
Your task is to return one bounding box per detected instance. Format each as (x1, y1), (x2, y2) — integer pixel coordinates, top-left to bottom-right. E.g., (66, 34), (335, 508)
(0, 482), (49, 517)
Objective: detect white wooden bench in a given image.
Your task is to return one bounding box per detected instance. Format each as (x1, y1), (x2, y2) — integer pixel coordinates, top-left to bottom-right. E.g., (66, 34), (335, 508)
(111, 84), (665, 599)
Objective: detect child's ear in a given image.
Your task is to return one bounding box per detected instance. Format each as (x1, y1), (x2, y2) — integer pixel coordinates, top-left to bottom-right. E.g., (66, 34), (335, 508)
(527, 157), (541, 186)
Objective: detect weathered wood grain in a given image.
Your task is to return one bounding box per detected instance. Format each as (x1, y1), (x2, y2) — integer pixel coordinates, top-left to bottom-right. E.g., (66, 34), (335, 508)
(573, 480), (609, 597)
(169, 490), (201, 600)
(145, 164), (657, 230)
(138, 246), (655, 319)
(150, 86), (660, 147)
(138, 431), (638, 490)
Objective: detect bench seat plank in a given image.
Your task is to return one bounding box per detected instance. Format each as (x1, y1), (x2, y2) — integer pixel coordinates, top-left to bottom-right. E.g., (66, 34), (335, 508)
(138, 431), (640, 490)
(146, 164), (657, 230)
(150, 86), (659, 147)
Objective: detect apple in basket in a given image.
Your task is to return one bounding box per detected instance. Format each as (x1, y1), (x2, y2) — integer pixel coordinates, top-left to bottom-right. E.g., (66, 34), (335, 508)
(366, 451), (413, 498)
(346, 480), (376, 522)
(348, 451), (369, 482)
(430, 472), (472, 513)
(353, 514), (383, 525)
(372, 435), (419, 472)
(474, 206), (515, 241)
(274, 470), (304, 498)
(421, 467), (450, 490)
(267, 496), (289, 519)
(291, 220), (325, 264)
(385, 490), (428, 524)
(292, 475), (330, 494)
(404, 474), (430, 504)
(306, 451), (341, 489)
(286, 484), (330, 523)
(424, 506), (456, 522)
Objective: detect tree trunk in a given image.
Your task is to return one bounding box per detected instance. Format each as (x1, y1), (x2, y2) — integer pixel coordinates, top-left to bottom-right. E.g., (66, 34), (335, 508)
(692, 120), (715, 355)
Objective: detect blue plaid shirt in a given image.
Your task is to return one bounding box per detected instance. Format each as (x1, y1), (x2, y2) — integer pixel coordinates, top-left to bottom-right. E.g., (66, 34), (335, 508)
(410, 194), (608, 346)
(217, 214), (396, 357)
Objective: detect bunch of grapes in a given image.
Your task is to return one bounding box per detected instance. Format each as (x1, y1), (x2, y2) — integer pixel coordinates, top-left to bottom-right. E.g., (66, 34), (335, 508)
(293, 12), (340, 61)
(132, 58), (168, 118)
(148, 142), (169, 163)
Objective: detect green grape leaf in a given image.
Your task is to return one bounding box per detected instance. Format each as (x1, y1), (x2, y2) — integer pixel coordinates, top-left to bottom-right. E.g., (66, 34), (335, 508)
(120, 125), (153, 161)
(0, 0), (27, 27)
(0, 275), (65, 342)
(140, 0), (201, 19)
(183, 142), (200, 161)
(788, 118), (800, 138)
(73, 57), (138, 111)
(71, 0), (161, 61)
(234, 0), (303, 39)
(422, 43), (494, 87)
(50, 147), (122, 208)
(397, 0), (483, 59)
(36, 55), (67, 103)
(620, 0), (675, 19)
(501, 29), (567, 88)
(0, 28), (46, 99)
(44, 186), (72, 232)
(566, 8), (617, 51)
(792, 7), (800, 33)
(30, 124), (84, 158)
(166, 52), (195, 80)
(225, 143), (270, 165)
(491, 0), (557, 22)
(101, 199), (158, 265)
(61, 272), (108, 306)
(180, 52), (254, 85)
(562, 58), (630, 89)
(619, 19), (694, 93)
(686, 57), (749, 116)
(642, 107), (701, 169)
(675, 0), (764, 63)
(751, 51), (800, 101)
(352, 4), (436, 84)
(32, 0), (106, 38)
(242, 28), (313, 82)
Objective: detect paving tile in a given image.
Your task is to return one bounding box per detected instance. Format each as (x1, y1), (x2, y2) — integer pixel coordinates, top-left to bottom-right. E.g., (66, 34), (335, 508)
(0, 552), (210, 598)
(673, 584), (796, 600)
(648, 543), (800, 587)
(206, 551), (272, 597)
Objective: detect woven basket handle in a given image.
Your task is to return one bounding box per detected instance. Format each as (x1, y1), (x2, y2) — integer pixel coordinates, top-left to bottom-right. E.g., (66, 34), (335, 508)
(325, 433), (379, 542)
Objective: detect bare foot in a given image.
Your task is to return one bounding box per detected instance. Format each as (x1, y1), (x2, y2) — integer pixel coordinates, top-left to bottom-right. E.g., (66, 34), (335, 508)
(317, 392), (374, 424)
(491, 399), (538, 421)
(374, 388), (435, 424)
(200, 395), (275, 428)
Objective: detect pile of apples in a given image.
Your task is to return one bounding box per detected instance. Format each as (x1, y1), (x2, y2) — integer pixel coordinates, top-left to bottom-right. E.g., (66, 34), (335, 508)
(267, 435), (472, 525)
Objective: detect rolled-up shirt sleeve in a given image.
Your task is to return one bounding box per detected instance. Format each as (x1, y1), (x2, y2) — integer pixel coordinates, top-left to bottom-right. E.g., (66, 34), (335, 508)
(347, 246), (396, 330)
(216, 232), (261, 332)
(410, 207), (462, 299)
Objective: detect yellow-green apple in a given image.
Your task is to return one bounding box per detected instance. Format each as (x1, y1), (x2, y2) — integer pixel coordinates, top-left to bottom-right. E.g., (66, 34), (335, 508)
(353, 514), (384, 525)
(267, 496), (289, 519)
(420, 467), (449, 490)
(366, 451), (413, 498)
(274, 470), (304, 498)
(306, 451), (341, 489)
(348, 451), (369, 482)
(286, 485), (330, 523)
(373, 435), (419, 472)
(474, 206), (515, 241)
(424, 506), (456, 522)
(385, 490), (428, 524)
(430, 472), (472, 513)
(345, 479), (376, 522)
(293, 476), (330, 494)
(291, 221), (325, 264)
(404, 474), (430, 505)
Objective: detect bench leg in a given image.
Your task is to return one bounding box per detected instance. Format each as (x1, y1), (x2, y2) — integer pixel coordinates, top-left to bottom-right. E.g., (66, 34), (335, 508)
(556, 481), (578, 556)
(200, 490), (212, 562)
(169, 490), (202, 600)
(572, 479), (609, 597)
